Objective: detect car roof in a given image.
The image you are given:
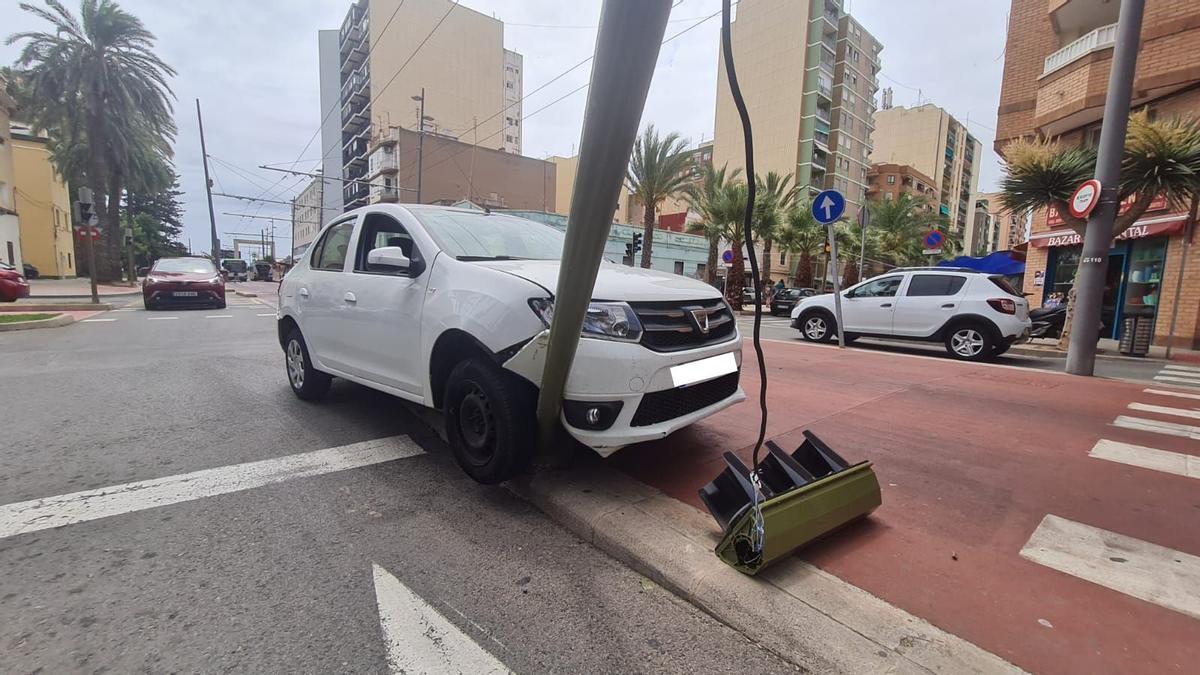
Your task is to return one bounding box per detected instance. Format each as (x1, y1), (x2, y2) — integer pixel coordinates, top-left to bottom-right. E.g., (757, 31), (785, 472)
(886, 267), (990, 274)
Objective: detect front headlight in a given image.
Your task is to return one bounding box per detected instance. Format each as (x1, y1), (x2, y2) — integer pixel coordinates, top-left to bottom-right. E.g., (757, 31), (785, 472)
(528, 298), (643, 342)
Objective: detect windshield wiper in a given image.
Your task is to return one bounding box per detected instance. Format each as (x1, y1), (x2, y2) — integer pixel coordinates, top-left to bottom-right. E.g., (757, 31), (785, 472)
(456, 255), (528, 261)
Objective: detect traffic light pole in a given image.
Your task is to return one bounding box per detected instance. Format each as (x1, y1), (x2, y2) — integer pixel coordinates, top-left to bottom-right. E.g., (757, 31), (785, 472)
(534, 0), (673, 464)
(78, 187), (99, 304)
(196, 99), (220, 265)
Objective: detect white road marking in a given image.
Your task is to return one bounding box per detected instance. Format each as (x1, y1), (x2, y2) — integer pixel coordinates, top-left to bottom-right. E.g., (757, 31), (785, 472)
(1128, 402), (1200, 420)
(1113, 415), (1200, 440)
(256, 313), (275, 317)
(205, 314), (234, 319)
(1020, 514), (1200, 620)
(1144, 388), (1200, 401)
(1157, 369), (1200, 379)
(80, 318), (117, 323)
(1162, 364), (1200, 373)
(1152, 375), (1200, 387)
(147, 316), (178, 321)
(113, 308), (136, 312)
(1089, 439), (1199, 479)
(0, 436), (423, 539)
(372, 563), (510, 674)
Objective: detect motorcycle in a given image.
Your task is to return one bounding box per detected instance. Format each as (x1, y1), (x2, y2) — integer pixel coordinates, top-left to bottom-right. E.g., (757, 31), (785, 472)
(1029, 304), (1067, 339)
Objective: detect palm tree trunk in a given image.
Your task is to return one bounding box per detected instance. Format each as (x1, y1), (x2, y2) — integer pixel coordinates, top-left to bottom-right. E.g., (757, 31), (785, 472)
(841, 259), (858, 288)
(726, 244), (745, 310)
(796, 250), (812, 287)
(705, 239), (718, 284)
(639, 203), (655, 269)
(761, 236), (773, 287)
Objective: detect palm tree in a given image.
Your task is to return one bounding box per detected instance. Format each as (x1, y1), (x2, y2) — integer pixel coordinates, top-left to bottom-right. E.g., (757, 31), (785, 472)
(777, 202), (824, 288)
(868, 193), (940, 267)
(684, 164), (742, 284)
(8, 0), (176, 282)
(720, 181), (750, 309)
(1001, 112), (1200, 347)
(627, 125), (692, 268)
(752, 171), (795, 286)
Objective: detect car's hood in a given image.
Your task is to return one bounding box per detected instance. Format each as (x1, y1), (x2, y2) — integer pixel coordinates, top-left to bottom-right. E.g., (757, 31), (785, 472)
(472, 260), (722, 302)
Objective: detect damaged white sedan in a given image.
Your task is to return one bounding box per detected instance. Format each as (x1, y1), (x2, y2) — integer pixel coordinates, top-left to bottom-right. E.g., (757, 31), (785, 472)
(277, 204), (744, 483)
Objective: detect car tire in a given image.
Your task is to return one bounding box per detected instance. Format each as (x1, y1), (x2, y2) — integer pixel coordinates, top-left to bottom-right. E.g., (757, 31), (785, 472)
(216, 297), (227, 309)
(992, 343), (1011, 356)
(798, 310), (836, 343)
(144, 297), (156, 311)
(443, 357), (536, 485)
(944, 321), (996, 361)
(284, 327), (332, 401)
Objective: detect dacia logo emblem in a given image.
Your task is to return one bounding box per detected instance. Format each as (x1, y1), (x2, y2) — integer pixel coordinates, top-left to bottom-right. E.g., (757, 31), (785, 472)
(690, 307), (714, 334)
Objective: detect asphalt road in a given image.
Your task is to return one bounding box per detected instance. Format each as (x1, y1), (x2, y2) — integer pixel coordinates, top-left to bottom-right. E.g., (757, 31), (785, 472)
(0, 296), (794, 673)
(736, 313), (1169, 384)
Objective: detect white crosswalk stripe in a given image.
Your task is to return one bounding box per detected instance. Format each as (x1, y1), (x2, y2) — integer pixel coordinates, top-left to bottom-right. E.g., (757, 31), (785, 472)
(1144, 388), (1200, 401)
(1089, 439), (1199, 479)
(1162, 364), (1200, 373)
(1112, 415), (1200, 440)
(1128, 402), (1200, 420)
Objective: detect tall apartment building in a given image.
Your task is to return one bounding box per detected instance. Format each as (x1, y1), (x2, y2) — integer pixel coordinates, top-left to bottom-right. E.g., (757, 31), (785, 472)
(291, 176), (324, 258)
(319, 0), (523, 211)
(712, 0), (881, 217)
(865, 163), (937, 203)
(869, 104), (983, 244)
(977, 190), (1026, 252)
(996, 0), (1200, 346)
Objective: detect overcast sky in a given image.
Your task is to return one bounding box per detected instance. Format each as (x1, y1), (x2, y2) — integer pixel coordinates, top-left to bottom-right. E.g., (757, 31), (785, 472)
(1, 0), (1010, 254)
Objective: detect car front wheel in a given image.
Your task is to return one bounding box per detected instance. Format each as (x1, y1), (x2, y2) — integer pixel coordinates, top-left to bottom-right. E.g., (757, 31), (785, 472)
(798, 311), (835, 343)
(285, 328), (332, 400)
(945, 323), (996, 361)
(444, 357), (536, 484)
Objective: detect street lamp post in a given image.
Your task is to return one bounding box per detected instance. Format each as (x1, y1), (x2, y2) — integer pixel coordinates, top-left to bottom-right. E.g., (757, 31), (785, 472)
(411, 90), (434, 204)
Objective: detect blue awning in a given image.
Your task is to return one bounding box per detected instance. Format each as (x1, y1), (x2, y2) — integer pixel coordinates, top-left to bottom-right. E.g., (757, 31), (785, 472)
(937, 251), (1025, 275)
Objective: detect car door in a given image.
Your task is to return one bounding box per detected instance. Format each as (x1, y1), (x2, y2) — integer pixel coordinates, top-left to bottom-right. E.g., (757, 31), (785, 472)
(301, 217), (358, 371)
(337, 211), (430, 394)
(891, 273), (969, 337)
(840, 275), (905, 334)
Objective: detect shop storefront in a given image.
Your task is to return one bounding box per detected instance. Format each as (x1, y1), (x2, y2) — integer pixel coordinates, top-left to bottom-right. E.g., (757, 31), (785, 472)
(1029, 199), (1188, 342)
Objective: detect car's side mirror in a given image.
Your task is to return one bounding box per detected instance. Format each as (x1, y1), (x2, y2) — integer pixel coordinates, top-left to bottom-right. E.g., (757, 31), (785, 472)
(367, 246), (411, 271)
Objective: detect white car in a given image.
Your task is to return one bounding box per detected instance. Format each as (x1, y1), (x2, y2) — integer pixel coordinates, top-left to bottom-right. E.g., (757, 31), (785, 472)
(790, 268), (1031, 361)
(278, 204), (744, 483)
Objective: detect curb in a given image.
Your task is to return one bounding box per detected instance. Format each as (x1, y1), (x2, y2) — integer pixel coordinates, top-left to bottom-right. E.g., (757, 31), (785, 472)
(1, 303), (113, 312)
(31, 290), (140, 299)
(507, 456), (1023, 674)
(1007, 345), (1164, 363)
(0, 313), (73, 332)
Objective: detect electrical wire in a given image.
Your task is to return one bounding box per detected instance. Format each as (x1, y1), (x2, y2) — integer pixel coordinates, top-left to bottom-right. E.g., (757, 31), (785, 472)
(721, 0), (768, 558)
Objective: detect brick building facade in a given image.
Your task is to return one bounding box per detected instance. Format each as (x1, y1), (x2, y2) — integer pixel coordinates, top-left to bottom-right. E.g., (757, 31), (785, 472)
(865, 163), (937, 203)
(996, 0), (1200, 347)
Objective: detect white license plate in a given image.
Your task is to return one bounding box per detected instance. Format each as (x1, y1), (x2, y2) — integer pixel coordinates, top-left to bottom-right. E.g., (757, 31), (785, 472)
(669, 352), (738, 387)
(173, 291), (199, 297)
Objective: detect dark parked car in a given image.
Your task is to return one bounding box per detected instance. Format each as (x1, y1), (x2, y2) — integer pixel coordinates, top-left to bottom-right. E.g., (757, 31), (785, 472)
(22, 262), (39, 279)
(142, 257), (226, 310)
(770, 287), (815, 315)
(0, 261), (31, 302)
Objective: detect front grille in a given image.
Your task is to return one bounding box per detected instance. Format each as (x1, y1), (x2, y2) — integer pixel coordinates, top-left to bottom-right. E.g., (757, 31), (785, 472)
(631, 299), (736, 352)
(631, 372), (740, 427)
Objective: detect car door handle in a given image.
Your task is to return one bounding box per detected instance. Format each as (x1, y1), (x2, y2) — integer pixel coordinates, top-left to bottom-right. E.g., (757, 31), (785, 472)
(880, 302), (893, 308)
(298, 288), (309, 298)
(941, 303), (956, 308)
(344, 292), (357, 304)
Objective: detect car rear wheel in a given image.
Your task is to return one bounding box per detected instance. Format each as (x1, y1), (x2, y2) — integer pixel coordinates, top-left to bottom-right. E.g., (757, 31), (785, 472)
(798, 310), (835, 343)
(945, 322), (996, 361)
(444, 357), (536, 484)
(285, 328), (332, 400)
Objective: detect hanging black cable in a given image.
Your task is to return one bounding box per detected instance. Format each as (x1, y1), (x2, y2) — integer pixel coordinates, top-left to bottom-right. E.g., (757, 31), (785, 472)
(720, 0), (768, 471)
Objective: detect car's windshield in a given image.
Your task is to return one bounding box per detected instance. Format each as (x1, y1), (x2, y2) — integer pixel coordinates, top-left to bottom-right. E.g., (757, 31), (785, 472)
(415, 210), (565, 260)
(154, 258), (217, 274)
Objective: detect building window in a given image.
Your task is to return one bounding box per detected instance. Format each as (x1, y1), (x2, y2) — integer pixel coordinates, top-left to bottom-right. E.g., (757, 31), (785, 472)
(696, 262), (706, 278)
(506, 135), (514, 142)
(779, 251), (786, 266)
(674, 261), (684, 275)
(506, 82), (513, 89)
(887, 175), (895, 184)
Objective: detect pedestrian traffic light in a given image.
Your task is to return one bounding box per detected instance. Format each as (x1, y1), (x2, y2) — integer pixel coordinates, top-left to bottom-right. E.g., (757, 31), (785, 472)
(625, 242), (634, 258)
(823, 242), (831, 255)
(632, 232), (643, 256)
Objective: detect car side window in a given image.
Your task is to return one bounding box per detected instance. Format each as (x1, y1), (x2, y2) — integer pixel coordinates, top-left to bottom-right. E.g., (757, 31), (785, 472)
(848, 276), (902, 298)
(906, 274), (967, 297)
(355, 213), (421, 275)
(312, 221), (355, 272)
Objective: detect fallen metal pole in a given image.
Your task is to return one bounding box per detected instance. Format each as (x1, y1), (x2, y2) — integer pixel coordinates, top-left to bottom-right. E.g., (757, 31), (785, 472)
(534, 0), (673, 464)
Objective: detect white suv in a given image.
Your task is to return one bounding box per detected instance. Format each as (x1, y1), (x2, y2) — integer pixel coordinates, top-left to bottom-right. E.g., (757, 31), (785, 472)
(790, 268), (1031, 361)
(278, 205), (744, 483)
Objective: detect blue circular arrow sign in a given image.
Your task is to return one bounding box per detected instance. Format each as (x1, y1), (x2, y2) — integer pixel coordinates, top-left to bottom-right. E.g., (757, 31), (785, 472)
(924, 229), (945, 249)
(812, 189), (846, 224)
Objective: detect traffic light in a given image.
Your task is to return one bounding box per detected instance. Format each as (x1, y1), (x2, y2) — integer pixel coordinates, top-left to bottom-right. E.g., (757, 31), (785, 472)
(631, 232), (643, 256)
(823, 241), (831, 255)
(624, 243), (634, 258)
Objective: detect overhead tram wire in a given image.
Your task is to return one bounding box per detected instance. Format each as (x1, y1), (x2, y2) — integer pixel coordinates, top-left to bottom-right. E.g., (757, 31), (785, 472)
(415, 2), (730, 179)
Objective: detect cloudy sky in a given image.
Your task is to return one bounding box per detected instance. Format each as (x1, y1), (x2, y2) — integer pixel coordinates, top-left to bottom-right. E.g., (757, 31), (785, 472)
(1, 0), (1010, 254)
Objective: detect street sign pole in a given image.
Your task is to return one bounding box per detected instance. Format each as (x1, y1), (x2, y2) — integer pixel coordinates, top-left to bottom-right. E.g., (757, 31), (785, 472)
(826, 221), (845, 348)
(812, 189), (847, 348)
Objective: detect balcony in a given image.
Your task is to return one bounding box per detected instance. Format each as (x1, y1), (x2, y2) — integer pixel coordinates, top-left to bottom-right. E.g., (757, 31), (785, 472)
(1050, 0), (1120, 39)
(1043, 23), (1116, 76)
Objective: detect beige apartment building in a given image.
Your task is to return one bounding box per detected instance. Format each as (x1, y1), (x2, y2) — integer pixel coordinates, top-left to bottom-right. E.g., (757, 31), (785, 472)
(322, 0), (523, 210)
(712, 0), (881, 217)
(0, 77), (19, 269)
(870, 104), (983, 245)
(11, 125), (73, 278)
(996, 0), (1200, 347)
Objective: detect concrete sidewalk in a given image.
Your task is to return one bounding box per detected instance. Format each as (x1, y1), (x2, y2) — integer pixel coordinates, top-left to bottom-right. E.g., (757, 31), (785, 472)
(28, 278), (140, 299)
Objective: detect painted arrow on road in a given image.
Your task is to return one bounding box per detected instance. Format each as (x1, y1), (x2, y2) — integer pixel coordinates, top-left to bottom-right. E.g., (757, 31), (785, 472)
(372, 563), (511, 674)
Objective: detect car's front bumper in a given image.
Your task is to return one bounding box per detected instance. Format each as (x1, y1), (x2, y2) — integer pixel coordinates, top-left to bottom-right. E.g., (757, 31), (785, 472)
(144, 284), (225, 305)
(503, 329), (745, 456)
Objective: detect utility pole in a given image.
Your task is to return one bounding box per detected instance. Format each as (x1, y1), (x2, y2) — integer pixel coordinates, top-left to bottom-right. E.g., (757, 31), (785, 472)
(1066, 0), (1145, 376)
(857, 204), (869, 280)
(413, 88), (426, 204)
(76, 186), (99, 304)
(196, 99), (220, 264)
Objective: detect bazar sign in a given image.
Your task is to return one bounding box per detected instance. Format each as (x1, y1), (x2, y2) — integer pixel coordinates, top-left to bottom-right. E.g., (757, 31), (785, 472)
(1030, 217), (1185, 248)
(1046, 193), (1168, 226)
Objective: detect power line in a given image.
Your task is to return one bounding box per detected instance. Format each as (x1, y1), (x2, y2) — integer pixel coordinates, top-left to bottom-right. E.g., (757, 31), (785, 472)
(258, 164), (417, 192)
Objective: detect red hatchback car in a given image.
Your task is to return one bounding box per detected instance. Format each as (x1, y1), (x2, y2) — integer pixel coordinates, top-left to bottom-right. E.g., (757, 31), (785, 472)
(0, 261), (31, 302)
(142, 257), (226, 310)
